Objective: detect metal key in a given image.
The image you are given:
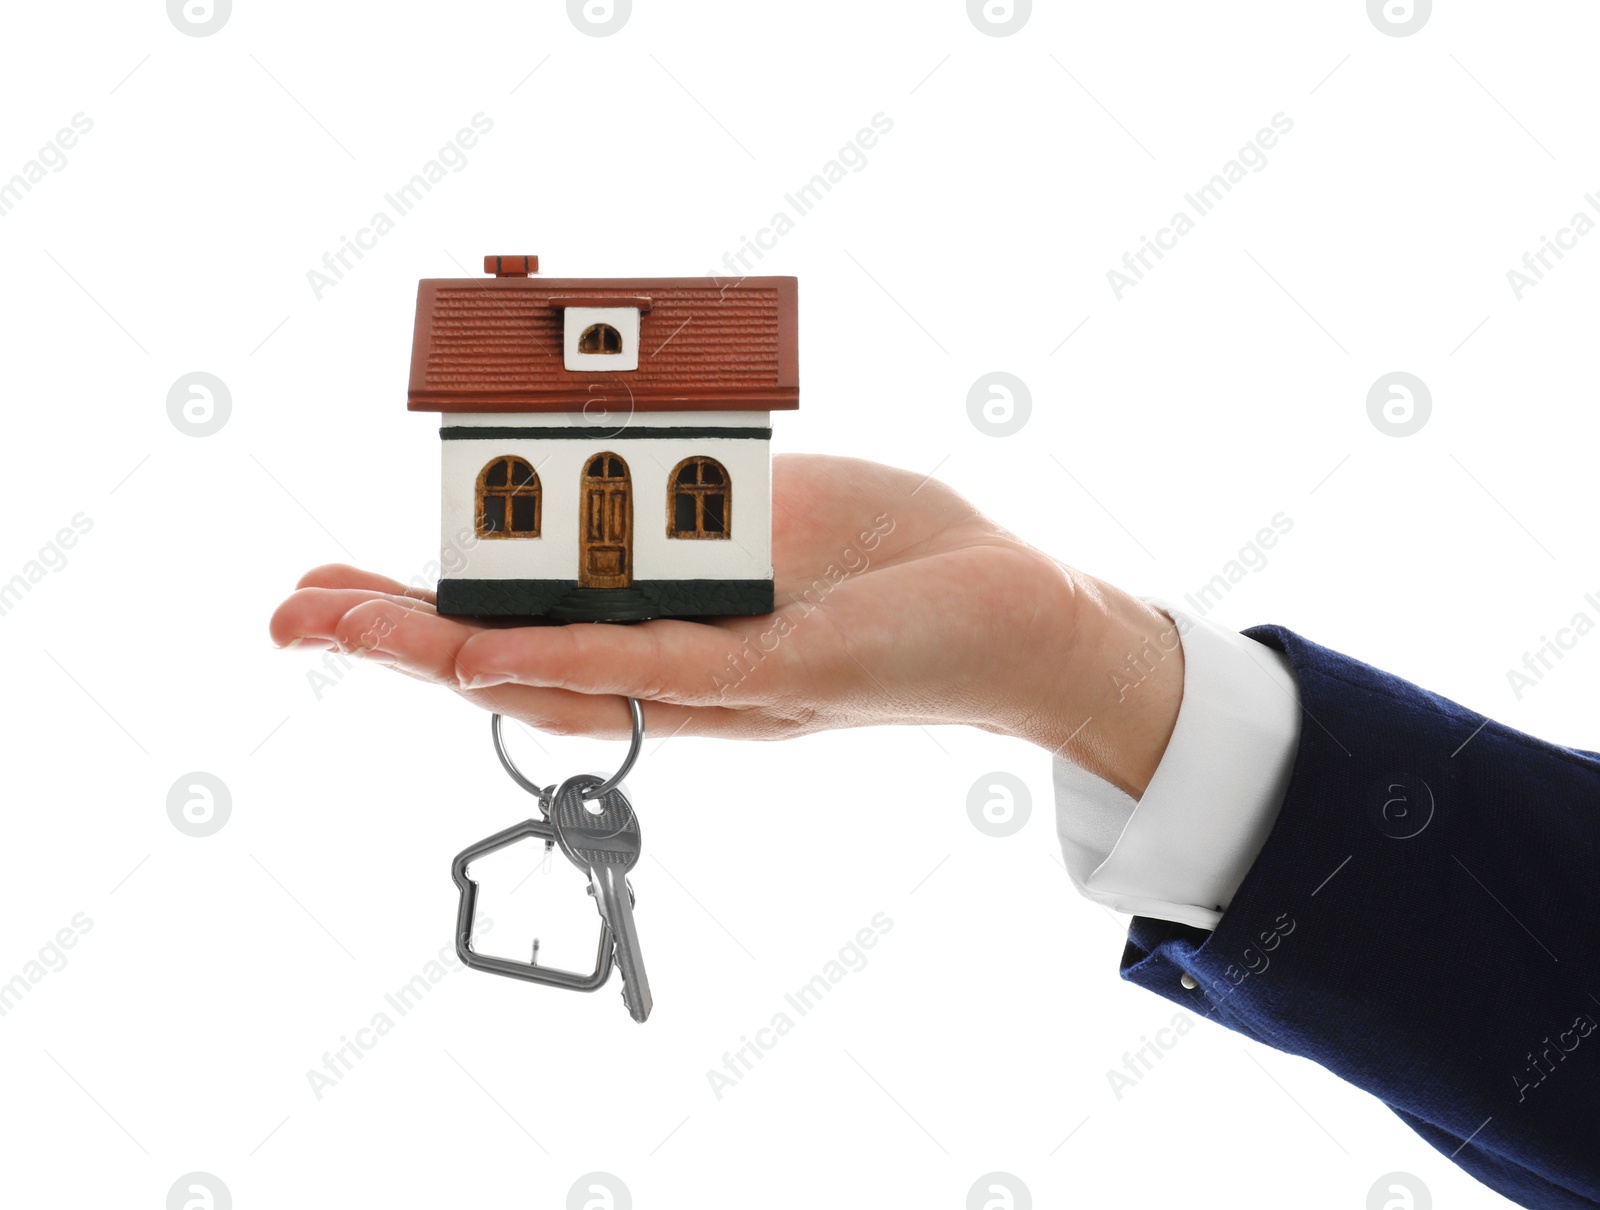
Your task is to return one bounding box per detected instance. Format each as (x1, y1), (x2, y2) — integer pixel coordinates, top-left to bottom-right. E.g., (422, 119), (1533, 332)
(550, 773), (652, 1023)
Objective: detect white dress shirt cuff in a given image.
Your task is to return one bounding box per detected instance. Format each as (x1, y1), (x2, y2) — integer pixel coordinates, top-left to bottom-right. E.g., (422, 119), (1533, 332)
(1053, 598), (1302, 931)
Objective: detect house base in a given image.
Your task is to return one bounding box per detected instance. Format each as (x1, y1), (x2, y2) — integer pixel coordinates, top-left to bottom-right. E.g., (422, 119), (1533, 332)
(437, 578), (775, 623)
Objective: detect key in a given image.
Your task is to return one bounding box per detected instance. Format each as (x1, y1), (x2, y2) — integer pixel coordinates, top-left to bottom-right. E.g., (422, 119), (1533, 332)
(550, 773), (652, 1023)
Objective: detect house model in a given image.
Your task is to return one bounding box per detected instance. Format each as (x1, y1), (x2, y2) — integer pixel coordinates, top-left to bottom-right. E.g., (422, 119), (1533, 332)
(408, 256), (798, 622)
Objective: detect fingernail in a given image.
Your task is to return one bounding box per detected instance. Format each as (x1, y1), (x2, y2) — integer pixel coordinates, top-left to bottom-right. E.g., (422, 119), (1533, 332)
(274, 636), (330, 651)
(458, 670), (513, 690)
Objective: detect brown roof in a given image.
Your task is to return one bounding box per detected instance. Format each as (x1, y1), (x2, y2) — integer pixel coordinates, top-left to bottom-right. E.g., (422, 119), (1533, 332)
(407, 276), (798, 412)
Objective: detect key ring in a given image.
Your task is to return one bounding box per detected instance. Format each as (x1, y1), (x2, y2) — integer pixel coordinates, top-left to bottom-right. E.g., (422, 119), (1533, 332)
(490, 698), (645, 805)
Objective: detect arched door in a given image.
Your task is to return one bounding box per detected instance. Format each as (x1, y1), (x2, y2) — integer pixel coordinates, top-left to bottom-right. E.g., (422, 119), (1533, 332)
(579, 451), (632, 588)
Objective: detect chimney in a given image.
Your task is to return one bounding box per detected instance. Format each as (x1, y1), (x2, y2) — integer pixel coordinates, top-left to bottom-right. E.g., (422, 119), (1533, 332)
(485, 255), (539, 277)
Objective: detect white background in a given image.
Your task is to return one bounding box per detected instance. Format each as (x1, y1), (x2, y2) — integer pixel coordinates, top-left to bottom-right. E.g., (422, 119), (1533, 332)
(2, 1), (1595, 1207)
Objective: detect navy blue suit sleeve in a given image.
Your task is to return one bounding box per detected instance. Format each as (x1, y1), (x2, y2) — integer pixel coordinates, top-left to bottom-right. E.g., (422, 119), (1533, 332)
(1120, 625), (1600, 1210)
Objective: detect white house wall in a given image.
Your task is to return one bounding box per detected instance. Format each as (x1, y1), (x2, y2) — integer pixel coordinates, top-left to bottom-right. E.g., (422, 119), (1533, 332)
(439, 412), (772, 583)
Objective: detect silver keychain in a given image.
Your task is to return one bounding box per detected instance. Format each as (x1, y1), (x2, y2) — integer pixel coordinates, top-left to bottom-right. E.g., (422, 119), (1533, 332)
(451, 699), (654, 1022)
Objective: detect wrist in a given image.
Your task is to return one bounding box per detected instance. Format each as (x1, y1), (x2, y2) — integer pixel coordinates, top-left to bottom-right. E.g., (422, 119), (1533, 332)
(1093, 585), (1185, 796)
(1008, 556), (1184, 798)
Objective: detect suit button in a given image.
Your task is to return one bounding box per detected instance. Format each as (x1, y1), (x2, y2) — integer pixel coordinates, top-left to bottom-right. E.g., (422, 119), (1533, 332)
(1180, 973), (1198, 990)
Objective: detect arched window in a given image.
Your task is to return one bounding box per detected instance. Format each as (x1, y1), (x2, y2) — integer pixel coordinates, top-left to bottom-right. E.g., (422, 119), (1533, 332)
(667, 457), (730, 539)
(587, 453), (627, 479)
(578, 323), (623, 355)
(477, 457), (541, 538)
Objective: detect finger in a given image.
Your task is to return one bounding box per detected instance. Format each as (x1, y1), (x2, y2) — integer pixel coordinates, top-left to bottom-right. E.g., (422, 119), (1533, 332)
(330, 596), (477, 685)
(454, 616), (774, 706)
(325, 607), (776, 739)
(270, 587), (440, 649)
(296, 563), (438, 603)
(462, 682), (754, 741)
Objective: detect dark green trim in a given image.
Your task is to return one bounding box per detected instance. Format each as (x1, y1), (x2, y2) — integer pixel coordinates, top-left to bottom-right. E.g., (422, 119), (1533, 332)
(441, 426), (772, 442)
(437, 578), (774, 622)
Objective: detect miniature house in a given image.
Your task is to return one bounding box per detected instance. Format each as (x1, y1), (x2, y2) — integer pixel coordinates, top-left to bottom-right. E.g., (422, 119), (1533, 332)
(408, 256), (799, 622)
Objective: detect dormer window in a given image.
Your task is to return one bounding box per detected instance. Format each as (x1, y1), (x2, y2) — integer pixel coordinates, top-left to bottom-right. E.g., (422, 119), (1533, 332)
(579, 323), (623, 355)
(562, 305), (641, 372)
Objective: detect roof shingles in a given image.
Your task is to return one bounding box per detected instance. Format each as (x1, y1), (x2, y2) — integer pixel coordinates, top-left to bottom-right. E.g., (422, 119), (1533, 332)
(408, 276), (798, 412)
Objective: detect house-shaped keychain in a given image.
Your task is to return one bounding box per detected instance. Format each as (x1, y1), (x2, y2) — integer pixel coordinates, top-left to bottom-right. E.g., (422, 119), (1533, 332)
(408, 256), (798, 622)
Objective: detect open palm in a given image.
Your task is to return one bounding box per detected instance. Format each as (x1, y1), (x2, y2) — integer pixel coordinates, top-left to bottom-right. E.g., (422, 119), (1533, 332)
(271, 454), (1146, 778)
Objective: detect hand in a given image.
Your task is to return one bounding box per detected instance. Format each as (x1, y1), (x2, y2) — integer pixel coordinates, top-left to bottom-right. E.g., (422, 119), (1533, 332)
(269, 455), (1183, 796)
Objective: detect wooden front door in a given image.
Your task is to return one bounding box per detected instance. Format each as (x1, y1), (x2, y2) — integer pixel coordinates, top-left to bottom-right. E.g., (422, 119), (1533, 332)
(579, 452), (632, 588)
